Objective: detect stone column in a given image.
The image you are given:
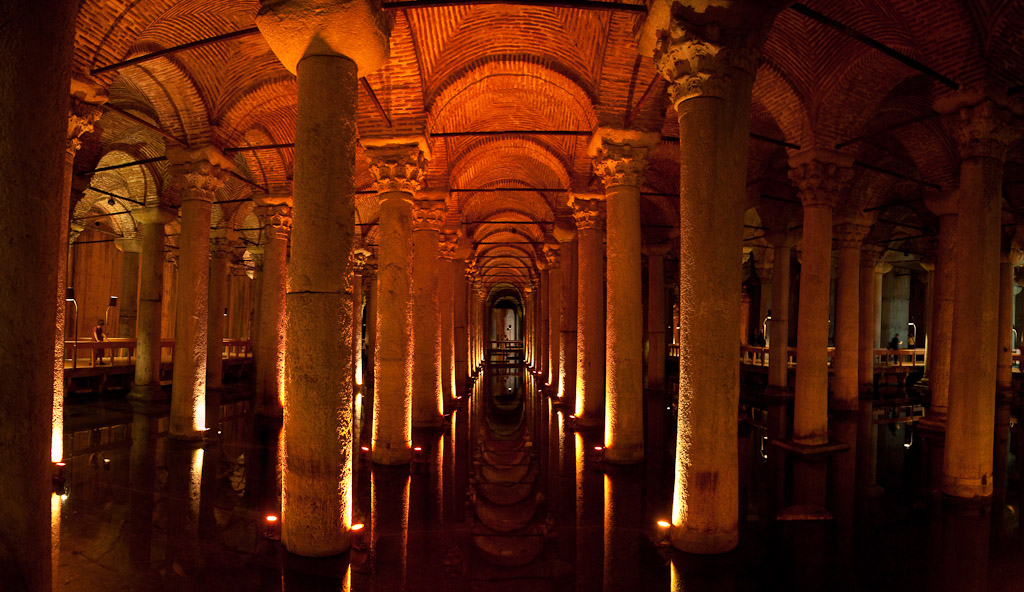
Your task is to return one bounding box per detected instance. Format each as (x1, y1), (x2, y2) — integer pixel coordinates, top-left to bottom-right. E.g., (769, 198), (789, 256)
(114, 238), (142, 338)
(995, 248), (1020, 496)
(128, 207), (175, 402)
(524, 285), (535, 366)
(537, 262), (549, 380)
(1, 2), (76, 585)
(923, 193), (957, 422)
(572, 196), (606, 427)
(589, 128), (658, 464)
(257, 0), (389, 555)
(755, 251), (773, 337)
(650, 2), (783, 550)
(254, 199), (292, 417)
(351, 247), (370, 390)
(439, 232), (458, 404)
(53, 86), (104, 464)
(767, 233), (794, 390)
(555, 219), (578, 401)
(474, 280), (486, 367)
(206, 235), (231, 390)
(858, 247), (883, 396)
(789, 151), (852, 445)
(453, 251), (469, 397)
(832, 222), (870, 412)
(941, 99), (1019, 500)
(167, 146), (230, 441)
(411, 198), (444, 427)
(544, 242), (561, 388)
(874, 262), (891, 348)
(644, 242), (670, 391)
(364, 137), (428, 465)
(365, 258), (378, 394)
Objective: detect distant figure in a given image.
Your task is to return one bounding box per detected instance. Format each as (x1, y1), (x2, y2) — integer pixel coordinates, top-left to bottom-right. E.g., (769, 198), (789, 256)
(92, 319), (107, 365)
(888, 333), (902, 350)
(753, 331), (766, 347)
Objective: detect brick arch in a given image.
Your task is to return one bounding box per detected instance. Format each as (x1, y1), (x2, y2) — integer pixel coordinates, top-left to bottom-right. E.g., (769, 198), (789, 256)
(113, 54), (211, 145)
(451, 138), (569, 212)
(92, 146), (163, 206)
(215, 78), (298, 147)
(428, 60), (598, 134)
(72, 189), (138, 239)
(234, 127), (291, 192)
(753, 59), (813, 148)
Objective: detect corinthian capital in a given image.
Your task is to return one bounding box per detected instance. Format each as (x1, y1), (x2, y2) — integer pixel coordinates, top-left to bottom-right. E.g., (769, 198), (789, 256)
(543, 242), (561, 269)
(256, 201), (293, 239)
(362, 136), (430, 196)
(67, 78), (107, 156)
(588, 128), (658, 189)
(833, 221), (871, 249)
(166, 145), (232, 203)
(570, 194), (604, 230)
(412, 199), (445, 231)
(954, 100), (1020, 162)
(788, 149), (854, 209)
(439, 231), (458, 259)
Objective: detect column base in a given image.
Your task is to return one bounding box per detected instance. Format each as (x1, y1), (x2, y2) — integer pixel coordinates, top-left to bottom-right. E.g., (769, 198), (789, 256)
(940, 476), (993, 500)
(669, 523), (738, 555)
(372, 442), (412, 465)
(127, 383), (166, 403)
(602, 443), (643, 464)
(169, 429), (207, 443)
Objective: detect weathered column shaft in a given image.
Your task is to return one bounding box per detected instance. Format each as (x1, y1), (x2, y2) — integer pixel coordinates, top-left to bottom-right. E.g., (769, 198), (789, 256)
(168, 147), (228, 440)
(768, 243), (791, 388)
(206, 240), (230, 389)
(858, 248), (881, 394)
(545, 245), (562, 388)
(351, 262), (364, 388)
(453, 258), (468, 396)
(790, 153), (851, 445)
(411, 201), (444, 427)
(539, 267), (549, 379)
(997, 257), (1015, 390)
(557, 236), (578, 401)
(590, 129), (656, 465)
(255, 204), (291, 416)
(942, 100), (1016, 499)
(833, 225), (867, 411)
(116, 242), (141, 338)
(439, 235), (457, 403)
(573, 200), (606, 426)
(646, 245), (668, 391)
(130, 209), (174, 401)
(366, 266), (378, 391)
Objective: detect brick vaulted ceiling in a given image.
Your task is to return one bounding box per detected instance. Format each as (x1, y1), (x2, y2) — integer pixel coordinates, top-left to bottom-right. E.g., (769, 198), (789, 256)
(72, 0), (1024, 291)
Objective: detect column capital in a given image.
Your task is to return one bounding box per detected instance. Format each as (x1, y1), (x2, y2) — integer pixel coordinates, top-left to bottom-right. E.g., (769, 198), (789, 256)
(588, 128), (659, 189)
(362, 136), (430, 196)
(642, 241), (672, 257)
(210, 234), (233, 257)
(256, 201), (293, 239)
(543, 242), (561, 268)
(166, 145), (232, 203)
(130, 205), (176, 226)
(860, 245), (885, 268)
(645, 3), (782, 107)
(439, 231), (459, 259)
(875, 261), (893, 275)
(67, 77), (107, 156)
(569, 194), (605, 230)
(255, 0), (390, 76)
(952, 100), (1020, 162)
(833, 221), (871, 249)
(788, 149), (855, 209)
(350, 247), (372, 271)
(924, 189), (958, 217)
(412, 199), (445, 231)
(553, 215), (577, 243)
(114, 237), (143, 253)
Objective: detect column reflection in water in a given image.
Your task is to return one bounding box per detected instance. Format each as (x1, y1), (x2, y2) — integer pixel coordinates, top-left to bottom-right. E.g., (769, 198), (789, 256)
(931, 505), (990, 592)
(603, 465), (644, 592)
(51, 492), (61, 586)
(128, 408), (160, 574)
(575, 431), (603, 591)
(370, 467), (410, 591)
(165, 442), (204, 579)
(408, 430), (444, 582)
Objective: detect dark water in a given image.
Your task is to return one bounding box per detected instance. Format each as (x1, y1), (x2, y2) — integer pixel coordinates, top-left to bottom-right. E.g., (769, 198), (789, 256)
(50, 369), (1024, 591)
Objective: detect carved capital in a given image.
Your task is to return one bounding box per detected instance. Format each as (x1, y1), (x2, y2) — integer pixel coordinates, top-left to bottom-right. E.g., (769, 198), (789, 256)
(69, 222), (86, 245)
(655, 34), (759, 106)
(860, 245), (885, 269)
(439, 231), (458, 259)
(588, 128), (659, 188)
(257, 203), (293, 239)
(350, 247), (372, 271)
(166, 145), (232, 203)
(210, 235), (233, 257)
(363, 137), (429, 195)
(67, 99), (104, 156)
(543, 243), (561, 269)
(412, 200), (445, 231)
(571, 197), (604, 230)
(833, 222), (871, 249)
(955, 100), (1020, 162)
(788, 151), (854, 209)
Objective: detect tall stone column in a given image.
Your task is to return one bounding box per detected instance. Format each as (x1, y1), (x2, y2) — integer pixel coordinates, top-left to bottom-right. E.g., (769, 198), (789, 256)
(874, 262), (891, 347)
(114, 238), (142, 338)
(351, 247), (370, 389)
(923, 193), (957, 421)
(789, 151), (852, 445)
(411, 199), (444, 427)
(833, 222), (870, 412)
(53, 85), (104, 464)
(555, 220), (578, 401)
(544, 242), (562, 388)
(941, 99), (1019, 500)
(537, 263), (549, 380)
(649, 1), (783, 550)
(474, 280), (486, 367)
(365, 258), (378, 394)
(128, 207), (175, 402)
(206, 235), (231, 390)
(524, 285), (535, 366)
(645, 242), (670, 391)
(572, 196), (606, 427)
(589, 128), (657, 464)
(167, 146), (230, 441)
(858, 247), (883, 395)
(254, 199), (292, 417)
(257, 0), (389, 555)
(453, 251), (469, 397)
(995, 248), (1020, 496)
(439, 232), (458, 404)
(1, 1), (76, 586)
(755, 251), (773, 336)
(364, 137), (428, 465)
(767, 233), (794, 390)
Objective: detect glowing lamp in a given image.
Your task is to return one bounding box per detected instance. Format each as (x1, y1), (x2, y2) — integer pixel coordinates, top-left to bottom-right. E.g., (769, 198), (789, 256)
(361, 446), (370, 452)
(350, 523), (364, 531)
(593, 446), (604, 452)
(264, 514), (281, 540)
(413, 446), (422, 452)
(102, 458), (111, 470)
(656, 520), (672, 546)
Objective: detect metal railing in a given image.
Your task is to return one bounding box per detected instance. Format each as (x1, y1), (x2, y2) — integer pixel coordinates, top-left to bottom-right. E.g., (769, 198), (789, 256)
(64, 338), (252, 369)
